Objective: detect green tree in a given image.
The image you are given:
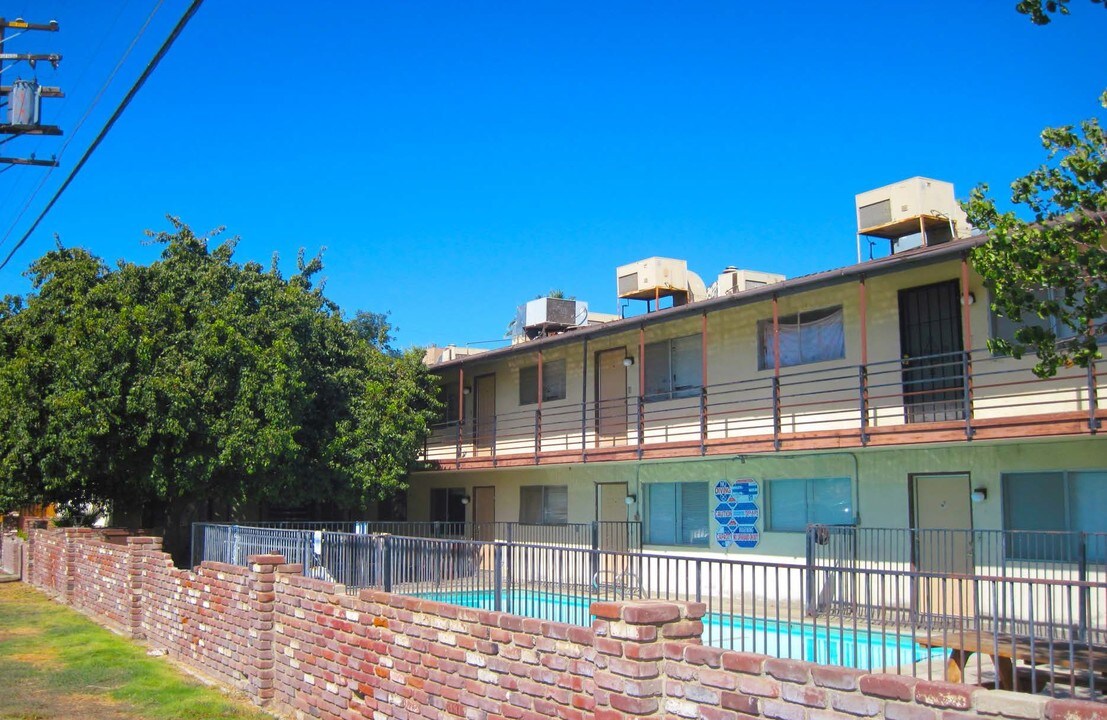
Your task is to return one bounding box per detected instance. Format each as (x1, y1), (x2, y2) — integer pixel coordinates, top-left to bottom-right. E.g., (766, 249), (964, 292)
(1016, 0), (1105, 25)
(0, 221), (439, 549)
(964, 92), (1107, 378)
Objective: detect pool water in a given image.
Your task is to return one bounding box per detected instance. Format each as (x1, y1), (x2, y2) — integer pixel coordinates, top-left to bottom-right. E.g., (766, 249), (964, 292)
(416, 589), (936, 671)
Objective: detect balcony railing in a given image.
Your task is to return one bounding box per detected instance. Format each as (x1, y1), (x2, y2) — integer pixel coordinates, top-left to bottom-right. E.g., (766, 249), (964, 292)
(423, 347), (1103, 467)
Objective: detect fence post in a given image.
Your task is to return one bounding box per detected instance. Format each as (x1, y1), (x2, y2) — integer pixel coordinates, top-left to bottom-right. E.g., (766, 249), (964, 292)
(382, 535), (393, 593)
(493, 542), (504, 613)
(246, 553), (283, 708)
(805, 526), (816, 615)
(1078, 532), (1089, 641)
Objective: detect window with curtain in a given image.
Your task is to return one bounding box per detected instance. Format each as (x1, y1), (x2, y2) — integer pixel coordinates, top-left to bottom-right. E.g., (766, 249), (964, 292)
(1003, 471), (1107, 561)
(519, 359), (567, 405)
(766, 477), (854, 532)
(644, 335), (702, 402)
(644, 482), (709, 546)
(757, 306), (845, 370)
(519, 485), (569, 524)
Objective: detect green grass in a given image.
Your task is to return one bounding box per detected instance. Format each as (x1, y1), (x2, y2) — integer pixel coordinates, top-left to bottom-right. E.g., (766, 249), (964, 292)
(0, 582), (275, 720)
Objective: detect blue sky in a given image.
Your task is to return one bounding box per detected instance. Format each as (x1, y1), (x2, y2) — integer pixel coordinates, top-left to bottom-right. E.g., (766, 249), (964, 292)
(1, 1), (1104, 349)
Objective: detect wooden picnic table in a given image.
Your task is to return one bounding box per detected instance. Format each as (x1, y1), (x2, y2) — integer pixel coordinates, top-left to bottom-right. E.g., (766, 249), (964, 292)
(915, 633), (1107, 692)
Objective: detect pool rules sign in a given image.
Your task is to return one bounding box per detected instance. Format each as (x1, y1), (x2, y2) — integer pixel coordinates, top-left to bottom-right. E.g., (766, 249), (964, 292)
(713, 479), (759, 549)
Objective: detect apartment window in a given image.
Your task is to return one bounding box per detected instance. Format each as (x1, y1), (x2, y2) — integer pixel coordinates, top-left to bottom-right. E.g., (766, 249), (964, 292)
(519, 359), (567, 405)
(430, 488), (467, 524)
(644, 335), (702, 401)
(1003, 471), (1107, 561)
(767, 477), (854, 532)
(438, 383), (460, 425)
(758, 306), (845, 370)
(644, 482), (709, 546)
(520, 485), (568, 524)
(990, 289), (1106, 349)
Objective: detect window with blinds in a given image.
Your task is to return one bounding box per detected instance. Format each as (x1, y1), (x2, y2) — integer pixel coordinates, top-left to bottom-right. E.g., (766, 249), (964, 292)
(644, 335), (702, 402)
(519, 359), (567, 405)
(644, 482), (708, 546)
(519, 485), (569, 524)
(766, 477), (854, 532)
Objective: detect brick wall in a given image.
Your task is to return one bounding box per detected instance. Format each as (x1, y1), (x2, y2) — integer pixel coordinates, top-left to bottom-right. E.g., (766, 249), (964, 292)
(16, 528), (1106, 720)
(0, 532), (23, 576)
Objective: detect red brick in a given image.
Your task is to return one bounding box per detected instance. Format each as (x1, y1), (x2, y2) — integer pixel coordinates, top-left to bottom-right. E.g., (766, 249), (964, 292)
(623, 642), (664, 661)
(781, 683), (827, 708)
(723, 690), (761, 714)
(662, 620), (704, 640)
(813, 666), (865, 691)
(764, 699), (807, 720)
(591, 602), (623, 620)
(884, 702), (937, 720)
(1046, 699), (1107, 720)
(914, 681), (974, 710)
(622, 603), (681, 625)
(684, 644), (726, 667)
(860, 674), (919, 701)
(764, 658), (811, 683)
(831, 692), (883, 717)
(698, 667), (739, 690)
(609, 695), (659, 715)
(722, 651), (769, 674)
(595, 709), (624, 720)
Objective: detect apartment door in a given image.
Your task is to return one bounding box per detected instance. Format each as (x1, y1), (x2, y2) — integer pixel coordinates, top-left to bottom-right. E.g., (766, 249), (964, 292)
(596, 349), (628, 447)
(473, 485), (496, 568)
(911, 473), (974, 623)
(594, 482), (632, 594)
(473, 374), (496, 456)
(898, 280), (964, 423)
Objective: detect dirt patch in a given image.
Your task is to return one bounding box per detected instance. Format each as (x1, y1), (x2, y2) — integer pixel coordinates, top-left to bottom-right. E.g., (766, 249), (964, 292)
(6, 646), (60, 668)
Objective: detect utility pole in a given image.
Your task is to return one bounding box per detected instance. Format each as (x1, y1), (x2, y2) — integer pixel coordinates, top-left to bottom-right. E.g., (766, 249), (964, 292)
(0, 17), (62, 168)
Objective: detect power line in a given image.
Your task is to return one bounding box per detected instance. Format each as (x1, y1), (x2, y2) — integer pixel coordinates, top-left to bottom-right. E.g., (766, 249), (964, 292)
(0, 0), (205, 272)
(0, 0), (166, 251)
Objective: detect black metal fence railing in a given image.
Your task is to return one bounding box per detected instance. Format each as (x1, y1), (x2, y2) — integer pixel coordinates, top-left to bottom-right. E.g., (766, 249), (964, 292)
(191, 523), (1107, 696)
(232, 520), (641, 552)
(423, 347), (1104, 463)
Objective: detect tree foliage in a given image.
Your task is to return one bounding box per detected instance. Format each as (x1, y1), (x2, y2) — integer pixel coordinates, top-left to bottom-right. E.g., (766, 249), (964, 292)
(0, 221), (439, 530)
(1016, 0), (1105, 25)
(964, 92), (1107, 378)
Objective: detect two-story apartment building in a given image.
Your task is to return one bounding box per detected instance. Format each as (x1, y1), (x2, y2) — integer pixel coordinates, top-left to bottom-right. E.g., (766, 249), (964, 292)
(405, 181), (1105, 568)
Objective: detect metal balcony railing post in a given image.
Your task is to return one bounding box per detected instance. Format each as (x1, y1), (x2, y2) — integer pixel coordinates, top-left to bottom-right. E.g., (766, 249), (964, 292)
(492, 414), (498, 465)
(858, 365), (870, 445)
(700, 387), (708, 456)
(533, 408), (540, 465)
(636, 397), (644, 459)
(962, 350), (975, 438)
(455, 421), (462, 469)
(1088, 359), (1100, 433)
(772, 376), (782, 451)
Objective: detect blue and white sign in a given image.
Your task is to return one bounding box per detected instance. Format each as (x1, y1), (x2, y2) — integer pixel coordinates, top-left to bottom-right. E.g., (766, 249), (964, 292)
(713, 478), (760, 550)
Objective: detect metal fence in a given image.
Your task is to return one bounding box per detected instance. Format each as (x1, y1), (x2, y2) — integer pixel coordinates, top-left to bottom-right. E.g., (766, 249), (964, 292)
(805, 526), (1107, 638)
(192, 523), (1107, 697)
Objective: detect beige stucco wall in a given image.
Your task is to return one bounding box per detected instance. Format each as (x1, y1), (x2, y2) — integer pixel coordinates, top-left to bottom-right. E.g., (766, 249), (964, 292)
(409, 436), (1105, 562)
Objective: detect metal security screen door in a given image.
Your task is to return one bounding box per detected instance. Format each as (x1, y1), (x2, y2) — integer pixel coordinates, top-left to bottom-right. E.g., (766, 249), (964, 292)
(898, 280), (964, 423)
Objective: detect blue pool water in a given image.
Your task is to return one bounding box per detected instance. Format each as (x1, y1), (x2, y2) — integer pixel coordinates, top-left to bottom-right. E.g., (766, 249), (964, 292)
(416, 589), (937, 670)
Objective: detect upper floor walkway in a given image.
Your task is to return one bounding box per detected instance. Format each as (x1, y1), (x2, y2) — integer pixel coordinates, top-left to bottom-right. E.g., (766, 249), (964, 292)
(419, 346), (1104, 470)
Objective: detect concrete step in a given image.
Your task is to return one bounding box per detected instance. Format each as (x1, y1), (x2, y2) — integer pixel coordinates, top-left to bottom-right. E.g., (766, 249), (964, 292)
(0, 573), (20, 583)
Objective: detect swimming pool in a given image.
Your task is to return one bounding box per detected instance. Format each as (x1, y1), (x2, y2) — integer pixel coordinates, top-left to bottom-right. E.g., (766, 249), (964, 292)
(416, 589), (937, 671)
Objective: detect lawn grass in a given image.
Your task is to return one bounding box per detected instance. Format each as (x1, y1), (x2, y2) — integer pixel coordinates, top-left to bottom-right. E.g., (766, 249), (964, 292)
(0, 582), (275, 720)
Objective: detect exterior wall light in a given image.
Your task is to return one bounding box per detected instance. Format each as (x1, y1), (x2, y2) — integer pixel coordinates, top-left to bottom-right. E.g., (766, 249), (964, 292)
(971, 488), (987, 503)
(623, 357), (635, 367)
(460, 495), (471, 505)
(624, 495), (636, 505)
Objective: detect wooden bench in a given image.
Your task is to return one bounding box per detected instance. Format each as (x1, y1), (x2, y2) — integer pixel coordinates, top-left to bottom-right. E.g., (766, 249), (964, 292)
(915, 633), (1107, 692)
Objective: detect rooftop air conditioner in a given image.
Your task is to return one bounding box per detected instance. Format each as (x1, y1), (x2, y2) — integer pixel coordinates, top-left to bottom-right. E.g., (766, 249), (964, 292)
(855, 177), (971, 245)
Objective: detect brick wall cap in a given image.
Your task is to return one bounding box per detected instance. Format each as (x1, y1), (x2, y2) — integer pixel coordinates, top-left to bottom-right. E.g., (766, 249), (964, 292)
(247, 553), (286, 565)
